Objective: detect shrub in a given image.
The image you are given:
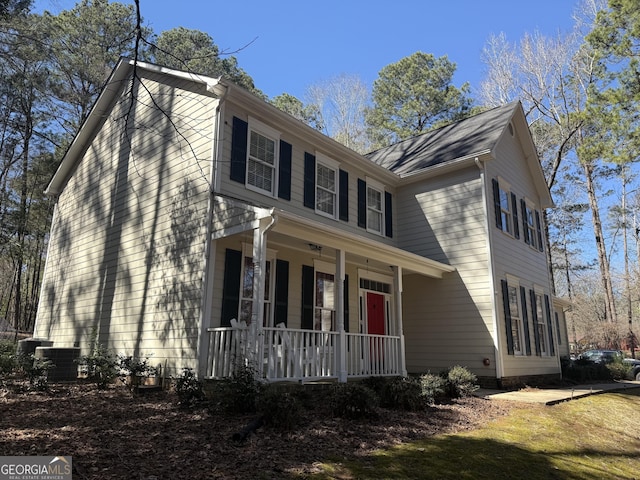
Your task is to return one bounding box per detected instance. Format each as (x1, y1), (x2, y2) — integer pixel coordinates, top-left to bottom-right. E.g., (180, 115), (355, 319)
(379, 376), (423, 411)
(444, 365), (479, 398)
(174, 367), (205, 409)
(118, 354), (158, 392)
(0, 340), (17, 376)
(419, 372), (446, 404)
(77, 343), (119, 389)
(20, 354), (54, 391)
(606, 360), (632, 381)
(215, 362), (263, 414)
(258, 386), (301, 431)
(330, 383), (379, 420)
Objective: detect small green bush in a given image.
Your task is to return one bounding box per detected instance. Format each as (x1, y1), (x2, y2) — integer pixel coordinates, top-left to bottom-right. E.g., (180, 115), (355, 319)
(20, 354), (54, 391)
(259, 386), (301, 431)
(77, 343), (119, 389)
(0, 340), (17, 376)
(444, 365), (479, 398)
(379, 376), (423, 411)
(419, 372), (446, 404)
(330, 383), (379, 420)
(175, 367), (205, 409)
(215, 362), (263, 414)
(118, 355), (158, 392)
(606, 360), (632, 381)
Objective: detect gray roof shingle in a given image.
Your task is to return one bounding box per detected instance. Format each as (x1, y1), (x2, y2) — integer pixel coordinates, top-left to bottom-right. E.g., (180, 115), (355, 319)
(365, 101), (520, 175)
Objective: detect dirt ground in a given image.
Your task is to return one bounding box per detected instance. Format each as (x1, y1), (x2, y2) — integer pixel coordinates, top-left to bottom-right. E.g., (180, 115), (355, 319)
(0, 381), (518, 479)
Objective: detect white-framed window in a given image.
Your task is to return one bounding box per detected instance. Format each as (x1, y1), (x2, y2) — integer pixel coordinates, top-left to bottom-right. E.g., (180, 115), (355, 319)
(524, 201), (538, 249)
(314, 272), (335, 331)
(506, 277), (525, 355)
(315, 153), (339, 218)
(498, 179), (513, 235)
(535, 292), (548, 355)
(238, 244), (276, 326)
(246, 117), (279, 196)
(366, 177), (384, 235)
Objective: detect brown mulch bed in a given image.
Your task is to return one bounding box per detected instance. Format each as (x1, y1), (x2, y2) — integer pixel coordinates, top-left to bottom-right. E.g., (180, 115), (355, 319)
(0, 381), (518, 479)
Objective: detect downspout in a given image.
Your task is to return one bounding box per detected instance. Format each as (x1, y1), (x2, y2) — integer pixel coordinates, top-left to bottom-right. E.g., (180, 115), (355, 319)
(196, 81), (228, 378)
(476, 156), (505, 386)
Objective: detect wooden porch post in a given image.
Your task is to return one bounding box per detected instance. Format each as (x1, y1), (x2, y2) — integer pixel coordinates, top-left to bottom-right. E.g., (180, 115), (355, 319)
(250, 218), (270, 372)
(394, 266), (407, 377)
(335, 248), (347, 382)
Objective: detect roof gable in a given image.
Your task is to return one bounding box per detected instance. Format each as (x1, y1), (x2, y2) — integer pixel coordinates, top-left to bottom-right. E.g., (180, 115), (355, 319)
(366, 102), (520, 175)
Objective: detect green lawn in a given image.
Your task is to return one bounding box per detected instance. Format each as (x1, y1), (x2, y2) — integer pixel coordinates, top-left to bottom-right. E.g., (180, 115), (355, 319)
(312, 388), (640, 480)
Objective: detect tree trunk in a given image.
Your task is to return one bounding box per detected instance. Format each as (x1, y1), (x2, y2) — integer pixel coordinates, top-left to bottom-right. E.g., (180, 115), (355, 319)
(582, 160), (619, 337)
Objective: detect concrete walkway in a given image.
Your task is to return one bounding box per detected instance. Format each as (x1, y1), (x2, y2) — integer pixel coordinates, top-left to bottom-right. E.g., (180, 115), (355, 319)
(476, 380), (640, 405)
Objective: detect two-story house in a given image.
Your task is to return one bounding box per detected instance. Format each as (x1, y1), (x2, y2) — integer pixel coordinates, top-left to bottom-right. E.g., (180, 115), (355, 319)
(33, 58), (569, 388)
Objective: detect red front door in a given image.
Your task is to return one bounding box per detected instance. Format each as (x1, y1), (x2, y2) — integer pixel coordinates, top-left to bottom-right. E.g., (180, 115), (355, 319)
(367, 292), (385, 365)
(366, 292), (385, 335)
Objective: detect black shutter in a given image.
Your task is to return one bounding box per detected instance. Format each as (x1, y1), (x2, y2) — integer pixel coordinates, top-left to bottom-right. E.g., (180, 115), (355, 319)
(492, 178), (502, 229)
(501, 280), (514, 355)
(520, 286), (532, 355)
(339, 169), (349, 221)
(357, 178), (367, 228)
(220, 249), (242, 327)
(384, 191), (393, 238)
(230, 117), (248, 183)
(530, 289), (541, 355)
(511, 193), (520, 239)
(544, 294), (555, 355)
(521, 199), (530, 245)
(301, 265), (314, 329)
(278, 140), (292, 200)
(344, 274), (349, 332)
(535, 210), (544, 252)
(303, 152), (316, 209)
(274, 259), (289, 326)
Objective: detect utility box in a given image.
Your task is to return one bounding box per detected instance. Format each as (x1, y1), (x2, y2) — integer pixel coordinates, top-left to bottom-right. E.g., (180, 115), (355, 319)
(34, 347), (80, 381)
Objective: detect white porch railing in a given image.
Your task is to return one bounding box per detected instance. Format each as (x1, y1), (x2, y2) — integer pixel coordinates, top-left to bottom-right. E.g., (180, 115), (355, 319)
(205, 325), (402, 382)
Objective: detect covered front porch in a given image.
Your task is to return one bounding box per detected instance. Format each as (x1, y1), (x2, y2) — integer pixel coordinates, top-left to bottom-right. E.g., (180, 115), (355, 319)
(200, 198), (454, 382)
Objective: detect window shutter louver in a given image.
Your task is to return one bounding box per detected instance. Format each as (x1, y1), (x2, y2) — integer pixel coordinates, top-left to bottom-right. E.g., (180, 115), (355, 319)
(511, 193), (520, 239)
(530, 289), (541, 355)
(535, 210), (544, 252)
(521, 199), (530, 245)
(303, 152), (315, 209)
(492, 178), (502, 229)
(301, 265), (314, 329)
(278, 140), (292, 200)
(501, 280), (515, 355)
(357, 179), (366, 228)
(544, 294), (555, 355)
(339, 169), (349, 221)
(220, 249), (242, 327)
(384, 191), (393, 238)
(274, 260), (289, 326)
(520, 286), (532, 355)
(230, 117), (248, 183)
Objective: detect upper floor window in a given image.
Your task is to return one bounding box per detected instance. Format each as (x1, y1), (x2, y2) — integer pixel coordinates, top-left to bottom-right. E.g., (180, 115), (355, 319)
(246, 119), (280, 195)
(492, 178), (519, 239)
(367, 185), (383, 234)
(230, 116), (292, 200)
(315, 154), (340, 218)
(524, 203), (538, 249)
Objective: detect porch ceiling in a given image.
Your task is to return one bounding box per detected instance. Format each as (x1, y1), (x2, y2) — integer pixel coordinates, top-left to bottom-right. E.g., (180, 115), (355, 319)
(271, 209), (455, 279)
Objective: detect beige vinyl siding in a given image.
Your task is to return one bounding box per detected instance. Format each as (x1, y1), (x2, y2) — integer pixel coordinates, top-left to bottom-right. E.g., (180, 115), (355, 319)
(34, 71), (215, 374)
(217, 103), (398, 246)
(397, 167), (495, 376)
(488, 129), (560, 377)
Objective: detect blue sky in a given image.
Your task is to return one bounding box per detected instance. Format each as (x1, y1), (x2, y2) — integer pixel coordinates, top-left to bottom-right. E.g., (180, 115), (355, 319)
(36, 0), (580, 102)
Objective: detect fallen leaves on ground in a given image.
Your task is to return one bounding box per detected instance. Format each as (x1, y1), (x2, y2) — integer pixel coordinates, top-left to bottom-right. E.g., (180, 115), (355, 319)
(0, 382), (518, 479)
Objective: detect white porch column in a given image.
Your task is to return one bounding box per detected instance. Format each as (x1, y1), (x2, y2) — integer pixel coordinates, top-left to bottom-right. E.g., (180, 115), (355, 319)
(394, 266), (407, 377)
(335, 248), (347, 382)
(250, 218), (270, 368)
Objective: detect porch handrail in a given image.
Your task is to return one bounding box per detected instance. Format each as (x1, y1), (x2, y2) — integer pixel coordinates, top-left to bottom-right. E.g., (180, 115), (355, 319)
(205, 326), (402, 381)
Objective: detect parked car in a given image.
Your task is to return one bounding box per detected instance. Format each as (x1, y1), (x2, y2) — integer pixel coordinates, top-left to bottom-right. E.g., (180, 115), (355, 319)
(623, 358), (640, 381)
(577, 349), (624, 364)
